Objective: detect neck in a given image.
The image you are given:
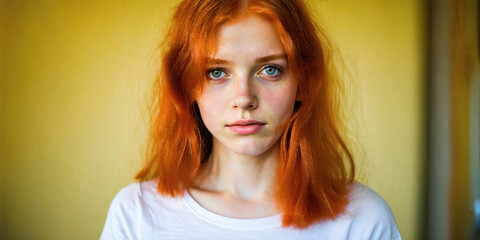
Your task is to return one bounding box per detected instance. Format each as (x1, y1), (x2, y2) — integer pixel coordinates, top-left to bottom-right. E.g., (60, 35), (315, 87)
(195, 139), (279, 202)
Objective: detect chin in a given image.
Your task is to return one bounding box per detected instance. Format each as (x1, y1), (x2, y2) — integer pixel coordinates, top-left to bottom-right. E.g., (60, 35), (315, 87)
(231, 147), (269, 156)
(228, 140), (276, 157)
(212, 135), (281, 157)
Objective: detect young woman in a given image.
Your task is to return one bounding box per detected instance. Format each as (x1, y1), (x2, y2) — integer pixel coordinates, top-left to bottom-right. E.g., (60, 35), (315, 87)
(101, 0), (401, 239)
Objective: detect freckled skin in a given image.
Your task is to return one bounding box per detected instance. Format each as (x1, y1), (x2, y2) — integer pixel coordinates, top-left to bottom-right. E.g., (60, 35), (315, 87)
(197, 15), (297, 156)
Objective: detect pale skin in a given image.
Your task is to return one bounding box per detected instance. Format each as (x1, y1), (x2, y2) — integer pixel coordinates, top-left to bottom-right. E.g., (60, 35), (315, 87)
(190, 14), (298, 219)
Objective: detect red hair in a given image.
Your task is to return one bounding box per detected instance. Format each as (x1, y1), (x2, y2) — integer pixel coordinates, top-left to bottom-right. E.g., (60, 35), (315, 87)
(136, 0), (355, 228)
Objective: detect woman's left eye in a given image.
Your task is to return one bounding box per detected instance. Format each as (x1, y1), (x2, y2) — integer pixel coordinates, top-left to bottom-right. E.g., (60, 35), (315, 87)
(258, 66), (282, 79)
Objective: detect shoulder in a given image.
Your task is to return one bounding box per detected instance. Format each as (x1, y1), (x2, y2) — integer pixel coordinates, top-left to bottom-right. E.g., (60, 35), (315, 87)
(107, 181), (156, 212)
(100, 180), (166, 240)
(112, 182), (143, 204)
(343, 182), (402, 240)
(348, 182), (393, 218)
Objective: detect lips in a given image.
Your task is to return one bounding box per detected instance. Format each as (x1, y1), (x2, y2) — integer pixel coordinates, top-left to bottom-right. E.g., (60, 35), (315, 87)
(226, 120), (266, 135)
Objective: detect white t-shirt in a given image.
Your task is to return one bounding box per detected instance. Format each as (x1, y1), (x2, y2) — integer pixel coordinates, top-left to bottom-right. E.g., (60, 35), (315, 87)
(100, 180), (402, 240)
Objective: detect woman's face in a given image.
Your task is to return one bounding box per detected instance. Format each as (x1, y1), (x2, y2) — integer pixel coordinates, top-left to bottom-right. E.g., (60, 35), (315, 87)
(197, 14), (297, 156)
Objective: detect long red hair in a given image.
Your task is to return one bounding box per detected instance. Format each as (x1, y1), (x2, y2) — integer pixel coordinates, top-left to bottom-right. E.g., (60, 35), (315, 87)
(136, 0), (355, 228)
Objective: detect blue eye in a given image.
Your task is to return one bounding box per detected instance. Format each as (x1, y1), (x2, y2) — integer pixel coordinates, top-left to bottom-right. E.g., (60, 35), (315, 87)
(261, 66), (280, 76)
(207, 69), (227, 80)
(258, 65), (283, 80)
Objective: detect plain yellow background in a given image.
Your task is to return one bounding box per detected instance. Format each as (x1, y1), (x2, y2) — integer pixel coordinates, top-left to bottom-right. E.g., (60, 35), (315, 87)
(0, 0), (425, 239)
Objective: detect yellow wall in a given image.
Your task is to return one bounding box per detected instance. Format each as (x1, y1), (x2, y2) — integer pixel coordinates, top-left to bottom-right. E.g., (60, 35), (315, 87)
(1, 0), (425, 239)
(0, 0), (7, 236)
(313, 1), (426, 239)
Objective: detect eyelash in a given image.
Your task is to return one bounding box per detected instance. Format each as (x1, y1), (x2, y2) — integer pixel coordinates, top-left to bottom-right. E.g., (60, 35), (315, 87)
(206, 68), (229, 81)
(257, 65), (283, 80)
(206, 65), (284, 82)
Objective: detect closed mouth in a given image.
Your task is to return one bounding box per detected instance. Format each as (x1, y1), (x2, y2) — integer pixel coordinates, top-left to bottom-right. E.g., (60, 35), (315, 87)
(226, 120), (266, 135)
(227, 119), (266, 127)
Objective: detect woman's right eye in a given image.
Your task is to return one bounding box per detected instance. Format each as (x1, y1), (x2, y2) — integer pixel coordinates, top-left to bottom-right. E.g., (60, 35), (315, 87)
(207, 69), (228, 80)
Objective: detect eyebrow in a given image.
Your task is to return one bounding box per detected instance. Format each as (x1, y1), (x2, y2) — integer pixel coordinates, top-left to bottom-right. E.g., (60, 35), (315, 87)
(254, 54), (287, 64)
(205, 54), (287, 65)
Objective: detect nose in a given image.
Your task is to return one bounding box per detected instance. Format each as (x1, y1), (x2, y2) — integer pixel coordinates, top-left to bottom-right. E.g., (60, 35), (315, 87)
(233, 74), (258, 111)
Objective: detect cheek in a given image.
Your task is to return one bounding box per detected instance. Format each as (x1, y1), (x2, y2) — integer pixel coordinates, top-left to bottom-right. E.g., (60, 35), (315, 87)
(197, 90), (226, 128)
(197, 99), (214, 124)
(261, 85), (297, 118)
(197, 84), (229, 107)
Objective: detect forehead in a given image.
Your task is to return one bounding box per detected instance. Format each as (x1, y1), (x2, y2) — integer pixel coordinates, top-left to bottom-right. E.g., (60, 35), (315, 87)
(210, 14), (285, 60)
